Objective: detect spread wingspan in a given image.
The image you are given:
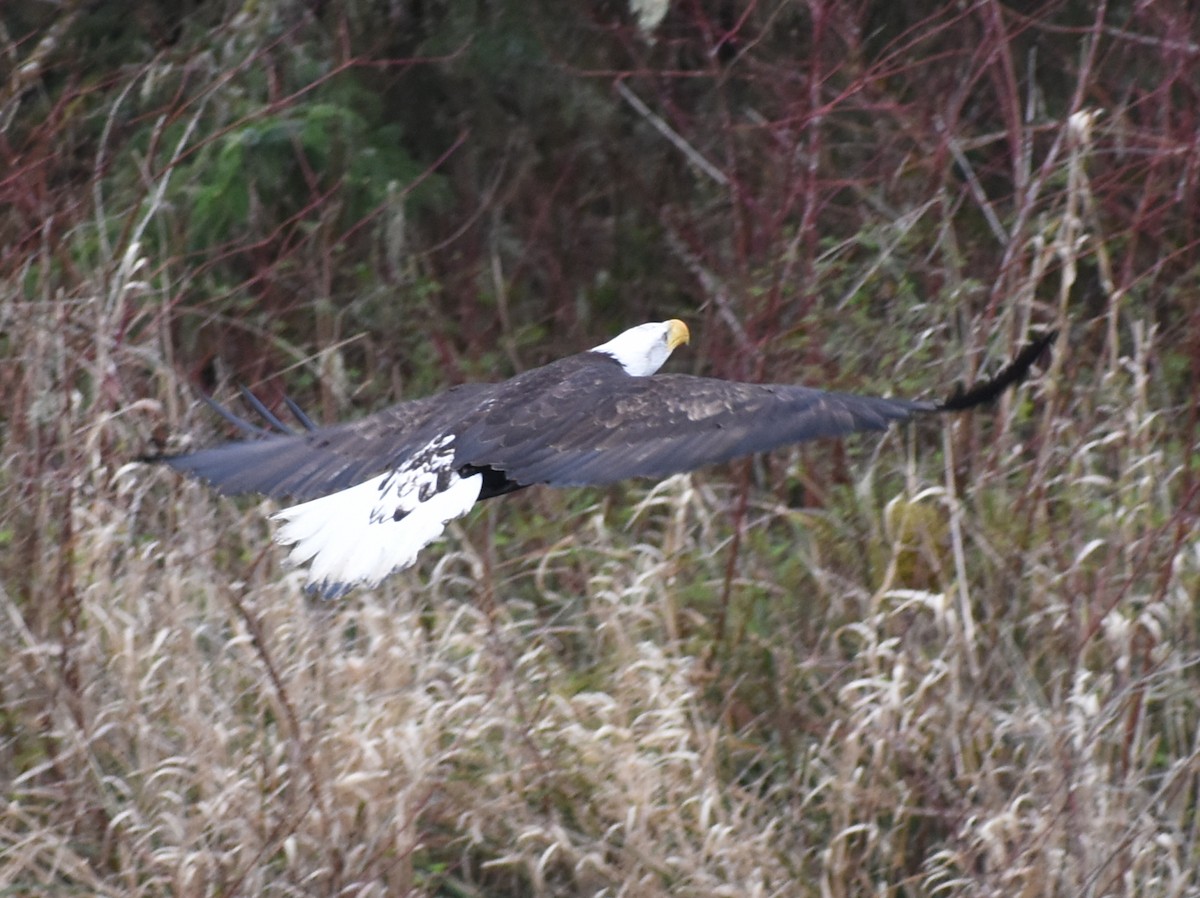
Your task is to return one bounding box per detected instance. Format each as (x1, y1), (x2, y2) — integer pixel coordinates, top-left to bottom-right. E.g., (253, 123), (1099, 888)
(156, 323), (1055, 596)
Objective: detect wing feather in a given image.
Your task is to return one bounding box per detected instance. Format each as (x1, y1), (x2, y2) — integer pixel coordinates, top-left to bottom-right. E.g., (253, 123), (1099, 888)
(453, 373), (934, 487)
(165, 383), (493, 500)
(162, 332), (1053, 501)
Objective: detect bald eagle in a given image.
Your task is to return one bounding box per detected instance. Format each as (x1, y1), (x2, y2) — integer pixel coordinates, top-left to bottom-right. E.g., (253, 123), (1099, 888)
(162, 321), (1055, 597)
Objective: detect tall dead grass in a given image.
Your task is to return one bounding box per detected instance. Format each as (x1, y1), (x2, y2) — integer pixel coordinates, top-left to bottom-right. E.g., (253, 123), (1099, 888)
(3, 3), (1200, 896)
(3, 249), (1196, 894)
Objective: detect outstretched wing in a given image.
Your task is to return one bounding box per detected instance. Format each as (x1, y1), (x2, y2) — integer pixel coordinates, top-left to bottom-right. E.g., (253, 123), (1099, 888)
(454, 331), (1056, 487)
(454, 375), (934, 487)
(161, 382), (498, 596)
(157, 331), (1053, 596)
(165, 331), (1056, 497)
(163, 382), (493, 501)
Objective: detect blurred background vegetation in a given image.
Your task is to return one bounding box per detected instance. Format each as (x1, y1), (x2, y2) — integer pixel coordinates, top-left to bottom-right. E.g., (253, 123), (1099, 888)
(2, 1), (1198, 895)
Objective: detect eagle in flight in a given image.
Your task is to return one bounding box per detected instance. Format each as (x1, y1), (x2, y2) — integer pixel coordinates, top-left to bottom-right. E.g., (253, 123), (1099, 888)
(162, 320), (1055, 597)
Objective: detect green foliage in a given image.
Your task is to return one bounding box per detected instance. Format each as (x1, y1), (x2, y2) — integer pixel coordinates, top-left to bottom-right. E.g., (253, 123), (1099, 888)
(4, 0), (1200, 894)
(183, 98), (430, 252)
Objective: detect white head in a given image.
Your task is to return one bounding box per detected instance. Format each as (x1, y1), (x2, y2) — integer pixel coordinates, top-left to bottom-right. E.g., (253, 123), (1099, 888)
(591, 319), (690, 376)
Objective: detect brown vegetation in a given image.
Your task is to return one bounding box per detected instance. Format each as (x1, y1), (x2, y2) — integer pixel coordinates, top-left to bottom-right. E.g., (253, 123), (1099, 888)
(2, 1), (1198, 895)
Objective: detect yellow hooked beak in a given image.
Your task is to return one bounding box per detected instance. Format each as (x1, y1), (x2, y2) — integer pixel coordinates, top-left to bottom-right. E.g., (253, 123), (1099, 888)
(665, 319), (690, 351)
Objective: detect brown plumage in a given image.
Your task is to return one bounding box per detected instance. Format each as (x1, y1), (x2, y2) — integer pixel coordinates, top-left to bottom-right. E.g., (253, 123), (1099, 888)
(159, 321), (1055, 596)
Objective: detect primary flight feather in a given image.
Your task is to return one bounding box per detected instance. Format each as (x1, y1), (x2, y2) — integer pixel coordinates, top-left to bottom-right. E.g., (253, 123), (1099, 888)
(161, 320), (1055, 597)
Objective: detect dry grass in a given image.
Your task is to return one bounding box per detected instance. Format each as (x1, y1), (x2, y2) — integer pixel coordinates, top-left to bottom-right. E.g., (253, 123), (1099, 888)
(3, 259), (1197, 895)
(4, 3), (1200, 896)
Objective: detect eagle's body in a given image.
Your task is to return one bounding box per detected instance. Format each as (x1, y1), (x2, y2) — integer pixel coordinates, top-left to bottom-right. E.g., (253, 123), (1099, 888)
(164, 320), (1053, 596)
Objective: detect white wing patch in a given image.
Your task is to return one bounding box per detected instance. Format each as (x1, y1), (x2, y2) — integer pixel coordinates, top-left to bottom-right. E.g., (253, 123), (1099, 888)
(270, 435), (482, 597)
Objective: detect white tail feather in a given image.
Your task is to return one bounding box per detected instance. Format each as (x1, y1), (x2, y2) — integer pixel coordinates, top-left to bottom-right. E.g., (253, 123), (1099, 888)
(271, 470), (482, 596)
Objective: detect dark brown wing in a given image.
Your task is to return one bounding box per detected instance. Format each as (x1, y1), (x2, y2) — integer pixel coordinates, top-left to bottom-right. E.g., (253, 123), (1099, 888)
(162, 332), (1055, 499)
(453, 369), (933, 487)
(936, 330), (1057, 410)
(452, 332), (1057, 487)
(163, 383), (494, 500)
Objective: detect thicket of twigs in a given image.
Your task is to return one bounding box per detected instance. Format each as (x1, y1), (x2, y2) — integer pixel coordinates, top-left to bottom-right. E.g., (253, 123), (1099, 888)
(3, 2), (1198, 895)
